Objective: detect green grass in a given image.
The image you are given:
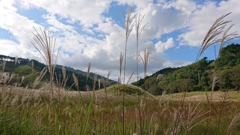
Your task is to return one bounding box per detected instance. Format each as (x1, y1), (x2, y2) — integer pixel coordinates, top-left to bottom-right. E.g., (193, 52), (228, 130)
(96, 84), (157, 100)
(1, 88), (240, 135)
(162, 90), (240, 101)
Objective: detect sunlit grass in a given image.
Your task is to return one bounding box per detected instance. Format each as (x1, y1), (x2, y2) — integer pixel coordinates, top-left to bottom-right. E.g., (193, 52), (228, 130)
(1, 88), (240, 134)
(163, 91), (240, 101)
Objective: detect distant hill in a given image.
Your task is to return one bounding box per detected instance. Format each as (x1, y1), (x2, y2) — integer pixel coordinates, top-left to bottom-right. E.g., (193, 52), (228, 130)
(132, 43), (240, 95)
(0, 55), (117, 90)
(55, 65), (117, 86)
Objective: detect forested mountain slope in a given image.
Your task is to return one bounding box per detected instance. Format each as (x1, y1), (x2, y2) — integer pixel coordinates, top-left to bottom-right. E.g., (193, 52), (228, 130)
(133, 43), (240, 95)
(0, 55), (117, 90)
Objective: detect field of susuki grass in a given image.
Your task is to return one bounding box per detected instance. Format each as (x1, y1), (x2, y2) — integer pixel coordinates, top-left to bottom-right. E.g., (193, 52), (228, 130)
(1, 9), (240, 135)
(1, 87), (240, 135)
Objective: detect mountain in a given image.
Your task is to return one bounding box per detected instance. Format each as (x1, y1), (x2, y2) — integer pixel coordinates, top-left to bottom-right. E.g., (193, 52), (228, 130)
(0, 55), (117, 90)
(55, 65), (117, 86)
(132, 43), (240, 95)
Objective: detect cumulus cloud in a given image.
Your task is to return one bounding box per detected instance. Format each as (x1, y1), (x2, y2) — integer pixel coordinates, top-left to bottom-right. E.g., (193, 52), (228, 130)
(163, 60), (191, 68)
(0, 0), (196, 81)
(18, 0), (112, 28)
(115, 0), (151, 10)
(163, 0), (196, 15)
(137, 3), (188, 41)
(0, 0), (43, 59)
(178, 0), (240, 47)
(0, 39), (19, 56)
(155, 38), (174, 53)
(4, 0), (239, 82)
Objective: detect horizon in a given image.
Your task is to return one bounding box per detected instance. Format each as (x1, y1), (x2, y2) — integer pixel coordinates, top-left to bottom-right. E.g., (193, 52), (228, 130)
(1, 0), (240, 82)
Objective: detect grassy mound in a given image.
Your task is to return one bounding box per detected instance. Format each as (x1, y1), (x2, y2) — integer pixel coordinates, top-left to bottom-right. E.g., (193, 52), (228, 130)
(105, 84), (157, 99)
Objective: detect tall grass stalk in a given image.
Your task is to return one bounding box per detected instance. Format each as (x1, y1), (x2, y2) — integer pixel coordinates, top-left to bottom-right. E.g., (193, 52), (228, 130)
(118, 52), (124, 95)
(33, 67), (47, 89)
(210, 76), (219, 102)
(227, 115), (240, 135)
(127, 71), (135, 84)
(55, 67), (68, 102)
(194, 12), (235, 104)
(8, 73), (15, 85)
(93, 74), (97, 99)
(123, 8), (135, 85)
(170, 13), (235, 133)
(86, 62), (91, 85)
(72, 73), (82, 99)
(139, 48), (153, 134)
(61, 67), (67, 89)
(196, 12), (231, 61)
(14, 56), (18, 65)
(135, 13), (147, 82)
(140, 48), (153, 79)
(31, 61), (34, 74)
(98, 79), (101, 90)
(219, 24), (239, 56)
(2, 61), (6, 72)
(17, 75), (24, 87)
(122, 8), (135, 134)
(135, 13), (147, 134)
(106, 70), (112, 87)
(101, 78), (107, 98)
(31, 27), (59, 99)
(195, 13), (237, 130)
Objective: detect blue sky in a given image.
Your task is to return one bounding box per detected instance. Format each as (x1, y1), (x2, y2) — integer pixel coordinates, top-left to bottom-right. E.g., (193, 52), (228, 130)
(0, 0), (240, 82)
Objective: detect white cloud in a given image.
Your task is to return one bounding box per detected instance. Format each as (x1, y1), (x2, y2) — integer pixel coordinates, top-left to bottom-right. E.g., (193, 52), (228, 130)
(0, 39), (19, 56)
(43, 14), (75, 32)
(134, 3), (189, 42)
(155, 38), (174, 53)
(18, 0), (112, 28)
(115, 0), (151, 10)
(1, 0), (216, 82)
(0, 0), (43, 59)
(163, 60), (191, 68)
(164, 0), (196, 15)
(179, 0), (240, 47)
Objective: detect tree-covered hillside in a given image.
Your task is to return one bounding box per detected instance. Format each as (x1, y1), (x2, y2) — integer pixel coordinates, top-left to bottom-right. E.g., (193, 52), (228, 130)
(0, 55), (117, 90)
(133, 43), (240, 95)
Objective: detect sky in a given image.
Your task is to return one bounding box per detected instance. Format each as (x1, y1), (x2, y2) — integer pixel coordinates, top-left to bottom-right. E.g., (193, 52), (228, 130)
(0, 0), (240, 83)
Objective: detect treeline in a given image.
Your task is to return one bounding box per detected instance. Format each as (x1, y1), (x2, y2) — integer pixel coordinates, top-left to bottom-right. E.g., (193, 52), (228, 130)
(0, 56), (117, 90)
(133, 43), (240, 95)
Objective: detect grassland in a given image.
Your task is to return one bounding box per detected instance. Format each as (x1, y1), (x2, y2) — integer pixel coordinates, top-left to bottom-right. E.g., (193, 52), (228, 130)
(1, 85), (240, 135)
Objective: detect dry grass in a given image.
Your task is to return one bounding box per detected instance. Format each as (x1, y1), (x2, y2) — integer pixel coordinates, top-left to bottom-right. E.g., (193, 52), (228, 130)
(31, 27), (58, 98)
(135, 13), (147, 82)
(72, 73), (78, 90)
(162, 91), (240, 102)
(1, 86), (240, 134)
(1, 85), (240, 102)
(219, 24), (239, 55)
(86, 62), (91, 84)
(33, 67), (47, 89)
(210, 75), (219, 102)
(123, 8), (135, 84)
(140, 48), (153, 78)
(122, 8), (135, 133)
(197, 12), (232, 61)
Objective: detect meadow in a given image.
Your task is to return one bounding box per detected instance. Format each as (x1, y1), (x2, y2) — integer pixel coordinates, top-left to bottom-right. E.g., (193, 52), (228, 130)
(1, 86), (240, 135)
